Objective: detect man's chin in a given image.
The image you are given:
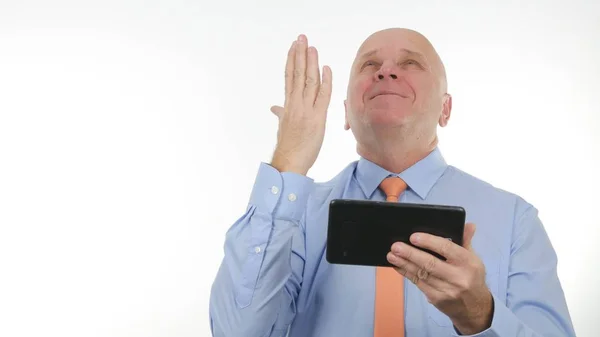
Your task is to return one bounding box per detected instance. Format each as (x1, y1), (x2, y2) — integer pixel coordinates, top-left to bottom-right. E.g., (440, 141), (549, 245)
(365, 109), (412, 127)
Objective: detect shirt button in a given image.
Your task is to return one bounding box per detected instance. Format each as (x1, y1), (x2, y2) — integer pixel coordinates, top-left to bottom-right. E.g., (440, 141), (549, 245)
(288, 193), (297, 202)
(271, 186), (279, 194)
(254, 246), (261, 254)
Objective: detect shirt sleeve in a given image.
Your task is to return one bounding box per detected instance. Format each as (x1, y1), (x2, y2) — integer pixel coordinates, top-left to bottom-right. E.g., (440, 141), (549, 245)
(452, 201), (577, 337)
(208, 162), (314, 337)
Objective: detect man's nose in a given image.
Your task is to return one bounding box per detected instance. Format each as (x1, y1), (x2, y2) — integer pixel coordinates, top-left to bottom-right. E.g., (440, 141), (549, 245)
(375, 61), (399, 80)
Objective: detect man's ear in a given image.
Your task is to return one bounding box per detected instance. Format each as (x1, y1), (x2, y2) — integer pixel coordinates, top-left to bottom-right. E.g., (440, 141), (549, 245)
(344, 99), (350, 130)
(438, 94), (452, 127)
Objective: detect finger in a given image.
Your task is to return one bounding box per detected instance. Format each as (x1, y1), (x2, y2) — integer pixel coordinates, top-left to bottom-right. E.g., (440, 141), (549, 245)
(270, 105), (284, 118)
(413, 276), (443, 301)
(391, 242), (455, 280)
(304, 46), (320, 104)
(293, 35), (308, 97)
(314, 65), (332, 114)
(409, 232), (469, 264)
(462, 222), (476, 251)
(284, 40), (296, 103)
(387, 252), (447, 290)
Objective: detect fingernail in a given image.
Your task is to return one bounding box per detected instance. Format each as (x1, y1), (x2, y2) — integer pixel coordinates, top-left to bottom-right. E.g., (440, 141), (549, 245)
(392, 243), (403, 254)
(297, 35), (306, 43)
(412, 234), (421, 243)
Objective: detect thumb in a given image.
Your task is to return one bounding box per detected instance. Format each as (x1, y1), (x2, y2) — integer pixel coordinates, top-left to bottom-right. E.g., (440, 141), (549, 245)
(270, 105), (284, 118)
(462, 222), (476, 250)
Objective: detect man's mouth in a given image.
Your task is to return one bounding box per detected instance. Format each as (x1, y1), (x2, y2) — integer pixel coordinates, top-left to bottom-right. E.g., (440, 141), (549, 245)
(371, 91), (406, 99)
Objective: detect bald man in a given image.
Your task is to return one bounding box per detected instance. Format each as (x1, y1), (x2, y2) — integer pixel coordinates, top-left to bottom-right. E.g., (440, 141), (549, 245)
(208, 29), (576, 337)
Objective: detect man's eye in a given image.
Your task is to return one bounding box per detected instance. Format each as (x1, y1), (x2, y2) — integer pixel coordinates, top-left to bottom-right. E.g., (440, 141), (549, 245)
(362, 61), (377, 69)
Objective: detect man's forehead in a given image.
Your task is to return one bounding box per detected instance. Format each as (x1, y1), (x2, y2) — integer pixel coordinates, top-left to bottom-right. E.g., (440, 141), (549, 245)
(355, 30), (443, 65)
(357, 30), (426, 52)
(361, 29), (427, 48)
(349, 28), (448, 90)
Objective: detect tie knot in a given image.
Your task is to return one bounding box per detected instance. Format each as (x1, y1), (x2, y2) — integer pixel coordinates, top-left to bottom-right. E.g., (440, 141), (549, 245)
(379, 176), (407, 202)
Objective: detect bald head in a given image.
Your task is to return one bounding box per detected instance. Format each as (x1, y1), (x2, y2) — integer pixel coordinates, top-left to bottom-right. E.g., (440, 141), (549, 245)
(352, 28), (448, 93)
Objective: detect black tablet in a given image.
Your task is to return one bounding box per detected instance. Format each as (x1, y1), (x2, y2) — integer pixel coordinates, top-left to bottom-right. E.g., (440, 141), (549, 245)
(326, 199), (466, 267)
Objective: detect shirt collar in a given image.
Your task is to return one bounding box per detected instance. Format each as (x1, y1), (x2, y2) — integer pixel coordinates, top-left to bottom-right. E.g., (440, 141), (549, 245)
(354, 147), (448, 200)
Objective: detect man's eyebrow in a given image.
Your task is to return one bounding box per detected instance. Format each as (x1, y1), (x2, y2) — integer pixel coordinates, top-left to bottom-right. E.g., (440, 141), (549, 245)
(357, 48), (426, 62)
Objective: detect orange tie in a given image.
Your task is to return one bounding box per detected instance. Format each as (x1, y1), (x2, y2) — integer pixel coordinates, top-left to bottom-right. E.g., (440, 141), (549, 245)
(374, 176), (408, 337)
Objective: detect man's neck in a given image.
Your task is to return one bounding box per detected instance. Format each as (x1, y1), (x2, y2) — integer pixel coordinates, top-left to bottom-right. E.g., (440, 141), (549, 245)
(356, 133), (438, 174)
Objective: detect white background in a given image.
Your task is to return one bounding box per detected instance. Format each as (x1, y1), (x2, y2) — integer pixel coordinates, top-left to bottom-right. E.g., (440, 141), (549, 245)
(0, 0), (598, 336)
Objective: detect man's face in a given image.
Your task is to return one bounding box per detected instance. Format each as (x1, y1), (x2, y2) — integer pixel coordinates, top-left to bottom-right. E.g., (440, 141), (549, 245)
(344, 29), (450, 134)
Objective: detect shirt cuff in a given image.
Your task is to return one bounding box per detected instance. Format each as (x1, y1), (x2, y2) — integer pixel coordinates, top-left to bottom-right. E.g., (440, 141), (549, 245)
(248, 162), (314, 222)
(452, 293), (517, 337)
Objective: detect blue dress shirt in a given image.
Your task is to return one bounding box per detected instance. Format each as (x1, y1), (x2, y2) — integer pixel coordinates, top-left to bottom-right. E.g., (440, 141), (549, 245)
(209, 147), (576, 336)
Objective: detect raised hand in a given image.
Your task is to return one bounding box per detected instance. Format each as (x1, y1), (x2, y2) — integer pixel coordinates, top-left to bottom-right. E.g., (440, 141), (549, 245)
(270, 34), (333, 176)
